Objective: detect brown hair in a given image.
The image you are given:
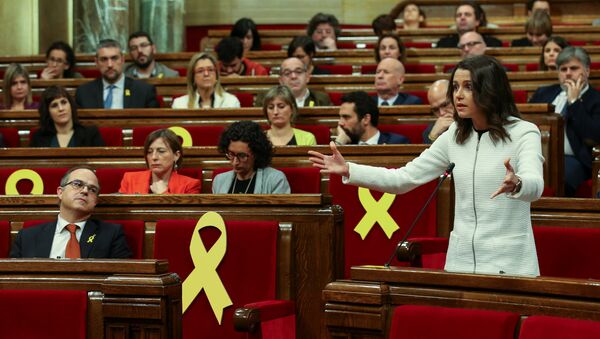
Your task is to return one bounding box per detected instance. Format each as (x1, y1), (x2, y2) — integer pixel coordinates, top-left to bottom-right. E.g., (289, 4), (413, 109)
(144, 128), (183, 168)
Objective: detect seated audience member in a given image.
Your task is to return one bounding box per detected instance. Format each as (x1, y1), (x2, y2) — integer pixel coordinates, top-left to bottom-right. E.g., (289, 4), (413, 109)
(287, 36), (330, 75)
(511, 10), (552, 47)
(255, 57), (331, 107)
(230, 18), (261, 55)
(213, 121), (291, 194)
(1, 63), (37, 110)
(40, 41), (83, 79)
(125, 31), (179, 79)
(527, 0), (550, 16)
(10, 166), (132, 259)
(540, 36), (569, 71)
(262, 85), (317, 146)
(390, 1), (426, 29)
(216, 37), (268, 77)
(76, 39), (159, 109)
(424, 79), (454, 144)
(458, 31), (487, 58)
(372, 14), (396, 37)
(30, 86), (105, 148)
(374, 33), (406, 64)
(436, 2), (502, 48)
(119, 128), (201, 194)
(529, 47), (600, 196)
(374, 58), (422, 106)
(307, 12), (340, 51)
(172, 53), (240, 108)
(336, 91), (409, 145)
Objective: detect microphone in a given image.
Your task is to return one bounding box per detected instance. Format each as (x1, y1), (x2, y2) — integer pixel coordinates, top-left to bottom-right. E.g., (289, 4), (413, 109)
(384, 162), (455, 268)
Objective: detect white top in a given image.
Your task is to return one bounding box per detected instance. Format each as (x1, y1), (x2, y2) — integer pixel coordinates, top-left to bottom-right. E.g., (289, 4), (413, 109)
(345, 118), (544, 276)
(172, 91), (240, 108)
(49, 214), (87, 259)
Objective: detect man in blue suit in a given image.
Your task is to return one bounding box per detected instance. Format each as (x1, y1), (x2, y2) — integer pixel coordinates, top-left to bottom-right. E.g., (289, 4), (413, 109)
(336, 91), (409, 145)
(529, 47), (600, 196)
(373, 58), (422, 106)
(10, 166), (131, 259)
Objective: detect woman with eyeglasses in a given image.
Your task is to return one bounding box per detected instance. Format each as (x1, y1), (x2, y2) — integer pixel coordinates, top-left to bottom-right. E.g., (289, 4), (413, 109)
(172, 53), (240, 109)
(40, 41), (83, 80)
(1, 63), (38, 110)
(287, 36), (330, 75)
(30, 85), (104, 147)
(119, 128), (201, 194)
(213, 121), (291, 194)
(263, 85), (316, 146)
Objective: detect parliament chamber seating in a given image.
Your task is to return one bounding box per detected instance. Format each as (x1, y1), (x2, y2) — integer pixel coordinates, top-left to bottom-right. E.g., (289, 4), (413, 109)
(0, 127), (20, 148)
(0, 289), (87, 338)
(132, 125), (225, 146)
(388, 305), (520, 339)
(378, 123), (429, 144)
(519, 315), (600, 339)
(0, 167), (66, 195)
(153, 219), (295, 339)
(361, 64), (437, 74)
(293, 124), (331, 144)
(233, 92), (255, 107)
(27, 127), (124, 147)
(0, 221), (9, 257)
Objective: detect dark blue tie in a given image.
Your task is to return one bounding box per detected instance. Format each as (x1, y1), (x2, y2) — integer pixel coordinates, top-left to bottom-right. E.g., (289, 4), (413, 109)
(104, 85), (115, 109)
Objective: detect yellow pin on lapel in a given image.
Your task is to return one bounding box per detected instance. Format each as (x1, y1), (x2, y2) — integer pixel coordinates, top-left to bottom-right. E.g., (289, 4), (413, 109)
(87, 234), (96, 243)
(125, 89), (131, 96)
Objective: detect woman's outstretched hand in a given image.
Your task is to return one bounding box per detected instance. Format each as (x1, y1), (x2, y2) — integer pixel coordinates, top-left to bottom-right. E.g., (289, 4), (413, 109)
(308, 141), (350, 177)
(491, 158), (520, 199)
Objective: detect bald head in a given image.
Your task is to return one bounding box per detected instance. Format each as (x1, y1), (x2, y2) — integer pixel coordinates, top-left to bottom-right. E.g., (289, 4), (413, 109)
(374, 58), (405, 97)
(428, 79), (453, 117)
(458, 31), (486, 58)
(279, 57), (310, 98)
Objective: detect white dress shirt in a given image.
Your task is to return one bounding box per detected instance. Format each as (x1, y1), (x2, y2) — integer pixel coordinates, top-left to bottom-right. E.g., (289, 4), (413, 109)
(49, 215), (87, 259)
(378, 95), (398, 106)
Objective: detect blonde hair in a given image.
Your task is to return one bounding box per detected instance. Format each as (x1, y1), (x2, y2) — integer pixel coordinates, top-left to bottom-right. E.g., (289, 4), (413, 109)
(3, 63), (32, 108)
(185, 53), (224, 109)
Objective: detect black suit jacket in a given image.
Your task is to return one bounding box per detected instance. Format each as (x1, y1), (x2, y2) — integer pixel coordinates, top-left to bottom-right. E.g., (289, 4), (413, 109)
(529, 84), (600, 170)
(436, 33), (503, 48)
(29, 124), (105, 147)
(10, 219), (132, 258)
(511, 37), (532, 47)
(378, 131), (410, 144)
(372, 93), (423, 105)
(75, 77), (159, 109)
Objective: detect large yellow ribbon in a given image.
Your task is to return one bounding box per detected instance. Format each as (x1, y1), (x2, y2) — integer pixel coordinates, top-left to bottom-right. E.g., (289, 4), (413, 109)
(182, 212), (232, 324)
(168, 126), (193, 147)
(354, 187), (399, 240)
(5, 169), (44, 195)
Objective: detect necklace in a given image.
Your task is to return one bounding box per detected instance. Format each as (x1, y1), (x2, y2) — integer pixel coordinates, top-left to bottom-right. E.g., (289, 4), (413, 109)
(232, 172), (256, 194)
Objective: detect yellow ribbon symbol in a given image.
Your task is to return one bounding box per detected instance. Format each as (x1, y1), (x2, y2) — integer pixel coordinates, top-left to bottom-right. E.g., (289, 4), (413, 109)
(5, 169), (44, 195)
(168, 126), (193, 147)
(354, 187), (399, 240)
(182, 212), (232, 324)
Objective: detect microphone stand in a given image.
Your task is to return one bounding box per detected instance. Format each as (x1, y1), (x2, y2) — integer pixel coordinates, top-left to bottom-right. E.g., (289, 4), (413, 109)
(384, 163), (454, 268)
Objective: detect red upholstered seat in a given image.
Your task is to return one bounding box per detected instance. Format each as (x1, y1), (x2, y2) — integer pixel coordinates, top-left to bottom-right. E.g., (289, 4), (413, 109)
(77, 68), (100, 78)
(329, 174), (440, 277)
(378, 124), (429, 144)
(513, 90), (528, 103)
(294, 124), (331, 144)
(232, 92), (255, 107)
(0, 167), (67, 195)
(131, 125), (225, 146)
(99, 127), (123, 146)
(360, 63), (436, 74)
(0, 127), (21, 147)
(327, 92), (344, 106)
(404, 41), (433, 48)
(575, 178), (593, 198)
(261, 43), (283, 51)
(526, 63), (539, 71)
(153, 219), (294, 339)
(96, 167), (202, 194)
(315, 64), (353, 75)
(389, 305), (519, 339)
(519, 315), (600, 339)
(0, 289), (87, 338)
(212, 167), (320, 194)
(0, 221), (9, 258)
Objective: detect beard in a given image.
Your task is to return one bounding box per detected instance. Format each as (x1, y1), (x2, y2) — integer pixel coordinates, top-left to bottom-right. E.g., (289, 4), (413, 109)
(341, 126), (363, 144)
(135, 54), (154, 69)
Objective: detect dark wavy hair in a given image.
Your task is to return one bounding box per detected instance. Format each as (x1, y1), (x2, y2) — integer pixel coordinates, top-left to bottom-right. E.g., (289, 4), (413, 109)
(539, 36), (569, 71)
(341, 91), (380, 127)
(37, 85), (81, 134)
(374, 33), (406, 63)
(230, 18), (261, 51)
(216, 37), (244, 63)
(218, 121), (273, 169)
(287, 36), (316, 58)
(457, 1), (487, 28)
(46, 41), (78, 78)
(144, 128), (183, 169)
(306, 13), (341, 37)
(372, 14), (396, 37)
(448, 55), (519, 145)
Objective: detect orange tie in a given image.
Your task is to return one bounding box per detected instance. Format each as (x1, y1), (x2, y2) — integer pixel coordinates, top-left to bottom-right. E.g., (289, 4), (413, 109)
(65, 224), (81, 259)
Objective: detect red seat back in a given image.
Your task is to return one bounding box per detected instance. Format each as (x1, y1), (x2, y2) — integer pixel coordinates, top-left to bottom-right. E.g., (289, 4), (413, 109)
(519, 315), (600, 339)
(0, 290), (87, 339)
(153, 219), (279, 338)
(513, 90), (528, 103)
(212, 167), (320, 193)
(0, 127), (21, 147)
(379, 124), (429, 144)
(329, 174), (439, 277)
(327, 92), (344, 106)
(99, 127), (123, 146)
(0, 221), (9, 258)
(0, 167), (67, 195)
(361, 63), (435, 74)
(232, 92), (254, 107)
(132, 125), (225, 146)
(389, 305), (519, 339)
(526, 63), (539, 71)
(77, 69), (100, 78)
(294, 124), (331, 144)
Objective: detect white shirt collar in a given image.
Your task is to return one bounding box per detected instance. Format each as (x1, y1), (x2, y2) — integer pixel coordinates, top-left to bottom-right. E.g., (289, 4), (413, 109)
(360, 130), (380, 145)
(102, 74), (125, 89)
(296, 89), (310, 108)
(378, 95), (398, 106)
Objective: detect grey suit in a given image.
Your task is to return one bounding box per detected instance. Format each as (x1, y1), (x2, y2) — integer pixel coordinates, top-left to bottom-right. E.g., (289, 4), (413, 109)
(212, 167), (291, 194)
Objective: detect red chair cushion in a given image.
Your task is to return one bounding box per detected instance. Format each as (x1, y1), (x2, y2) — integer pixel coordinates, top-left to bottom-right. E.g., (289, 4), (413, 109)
(232, 92), (254, 107)
(294, 124), (331, 144)
(526, 63), (540, 71)
(389, 305), (519, 339)
(0, 289), (87, 339)
(99, 127), (123, 146)
(0, 221), (9, 258)
(0, 167), (67, 195)
(327, 92), (344, 106)
(519, 315), (600, 339)
(0, 127), (21, 147)
(105, 219), (145, 259)
(378, 124), (429, 144)
(77, 69), (101, 78)
(132, 125), (225, 146)
(513, 90), (528, 103)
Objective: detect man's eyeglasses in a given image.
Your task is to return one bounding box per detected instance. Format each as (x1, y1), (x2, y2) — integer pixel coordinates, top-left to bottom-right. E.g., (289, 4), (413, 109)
(430, 100), (453, 115)
(457, 41), (482, 50)
(225, 151), (251, 162)
(129, 42), (152, 52)
(63, 179), (100, 195)
(280, 68), (306, 78)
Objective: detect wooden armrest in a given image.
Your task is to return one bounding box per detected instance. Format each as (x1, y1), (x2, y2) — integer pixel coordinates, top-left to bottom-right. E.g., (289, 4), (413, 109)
(233, 300), (295, 333)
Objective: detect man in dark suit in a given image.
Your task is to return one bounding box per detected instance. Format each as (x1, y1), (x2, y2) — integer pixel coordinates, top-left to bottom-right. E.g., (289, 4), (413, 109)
(373, 58), (422, 106)
(10, 166), (131, 258)
(529, 47), (600, 196)
(76, 39), (159, 109)
(336, 91), (409, 145)
(436, 2), (502, 48)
